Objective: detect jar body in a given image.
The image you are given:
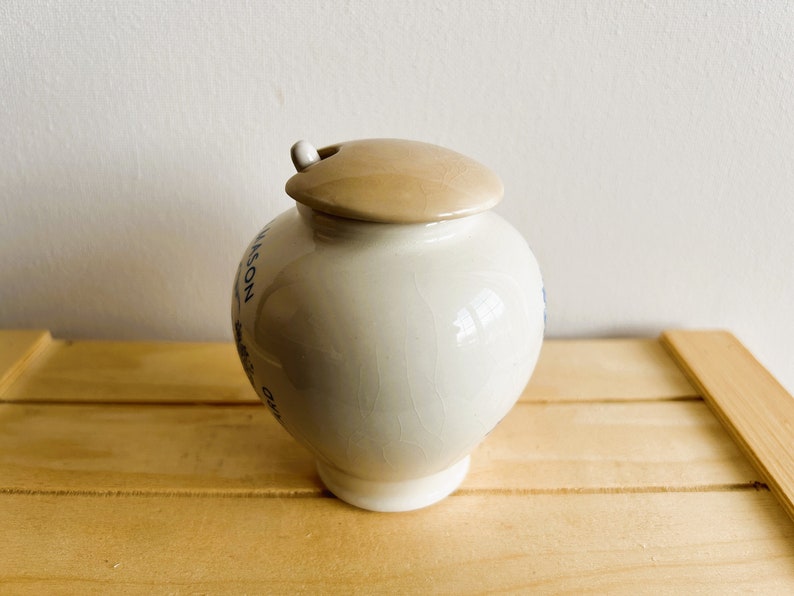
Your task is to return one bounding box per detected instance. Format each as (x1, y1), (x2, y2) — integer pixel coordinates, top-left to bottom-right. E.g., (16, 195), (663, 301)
(232, 205), (544, 511)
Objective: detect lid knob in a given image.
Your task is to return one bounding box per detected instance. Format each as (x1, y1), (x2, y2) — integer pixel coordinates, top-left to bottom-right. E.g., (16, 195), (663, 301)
(290, 140), (321, 172)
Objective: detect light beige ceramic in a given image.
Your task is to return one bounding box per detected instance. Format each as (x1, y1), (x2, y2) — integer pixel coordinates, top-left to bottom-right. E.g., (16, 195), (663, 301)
(232, 139), (545, 511)
(286, 138), (503, 222)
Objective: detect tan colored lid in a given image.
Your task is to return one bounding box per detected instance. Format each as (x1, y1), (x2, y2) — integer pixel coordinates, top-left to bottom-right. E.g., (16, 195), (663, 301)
(285, 138), (503, 223)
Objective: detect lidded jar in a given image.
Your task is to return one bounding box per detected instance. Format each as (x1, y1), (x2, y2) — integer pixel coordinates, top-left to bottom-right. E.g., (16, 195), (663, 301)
(232, 139), (545, 511)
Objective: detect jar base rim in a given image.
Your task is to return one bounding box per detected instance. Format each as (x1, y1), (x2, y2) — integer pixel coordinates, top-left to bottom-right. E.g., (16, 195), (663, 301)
(316, 456), (471, 512)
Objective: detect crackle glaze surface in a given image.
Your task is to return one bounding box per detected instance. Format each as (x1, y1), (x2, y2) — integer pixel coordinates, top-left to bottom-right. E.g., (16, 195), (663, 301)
(285, 139), (504, 223)
(232, 205), (544, 510)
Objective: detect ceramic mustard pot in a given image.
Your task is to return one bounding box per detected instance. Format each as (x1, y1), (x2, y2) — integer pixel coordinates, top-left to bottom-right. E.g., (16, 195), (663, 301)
(232, 138), (545, 511)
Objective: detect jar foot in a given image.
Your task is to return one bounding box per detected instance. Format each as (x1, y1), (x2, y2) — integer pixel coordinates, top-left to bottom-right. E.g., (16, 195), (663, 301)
(316, 456), (471, 512)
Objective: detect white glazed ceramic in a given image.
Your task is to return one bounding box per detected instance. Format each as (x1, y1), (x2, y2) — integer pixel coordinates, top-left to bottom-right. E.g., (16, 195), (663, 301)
(232, 139), (545, 512)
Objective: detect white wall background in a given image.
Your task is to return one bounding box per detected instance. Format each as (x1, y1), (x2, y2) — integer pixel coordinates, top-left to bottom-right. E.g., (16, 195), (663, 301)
(1, 1), (792, 393)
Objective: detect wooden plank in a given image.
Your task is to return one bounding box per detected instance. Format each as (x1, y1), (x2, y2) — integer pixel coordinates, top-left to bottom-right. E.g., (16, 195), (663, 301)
(0, 401), (759, 495)
(0, 330), (51, 396)
(523, 338), (697, 402)
(0, 338), (257, 404)
(1, 491), (792, 593)
(662, 329), (794, 523)
(2, 337), (696, 404)
(468, 400), (759, 492)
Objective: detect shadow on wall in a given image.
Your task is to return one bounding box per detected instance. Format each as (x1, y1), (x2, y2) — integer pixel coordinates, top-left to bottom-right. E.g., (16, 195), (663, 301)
(0, 159), (255, 341)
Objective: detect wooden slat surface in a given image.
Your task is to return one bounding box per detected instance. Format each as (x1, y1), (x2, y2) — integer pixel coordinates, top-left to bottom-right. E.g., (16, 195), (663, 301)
(0, 401), (759, 495)
(0, 330), (51, 395)
(523, 338), (697, 401)
(662, 329), (794, 522)
(0, 339), (254, 404)
(1, 337), (696, 404)
(1, 329), (792, 592)
(2, 492), (793, 594)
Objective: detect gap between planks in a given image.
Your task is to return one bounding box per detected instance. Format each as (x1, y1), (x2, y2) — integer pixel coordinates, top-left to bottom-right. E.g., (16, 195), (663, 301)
(0, 399), (266, 407)
(0, 395), (706, 406)
(0, 482), (770, 500)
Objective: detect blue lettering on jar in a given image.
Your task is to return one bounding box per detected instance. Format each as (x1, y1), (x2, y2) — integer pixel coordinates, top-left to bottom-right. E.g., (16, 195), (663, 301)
(241, 226), (270, 304)
(262, 385), (282, 422)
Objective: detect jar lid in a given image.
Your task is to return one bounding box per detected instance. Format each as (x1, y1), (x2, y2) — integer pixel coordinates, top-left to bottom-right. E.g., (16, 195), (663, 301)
(285, 138), (503, 224)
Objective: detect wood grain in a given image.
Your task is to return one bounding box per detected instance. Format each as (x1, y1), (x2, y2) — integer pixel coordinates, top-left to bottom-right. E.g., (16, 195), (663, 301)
(2, 329), (792, 593)
(0, 338), (255, 403)
(2, 491), (792, 594)
(1, 336), (696, 404)
(524, 338), (697, 402)
(0, 401), (758, 495)
(0, 330), (51, 396)
(662, 329), (794, 523)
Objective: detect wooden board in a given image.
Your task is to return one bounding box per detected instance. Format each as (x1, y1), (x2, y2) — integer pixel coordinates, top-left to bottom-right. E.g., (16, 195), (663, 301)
(662, 330), (794, 523)
(0, 330), (51, 395)
(0, 337), (696, 405)
(0, 401), (758, 495)
(0, 338), (254, 404)
(0, 329), (792, 592)
(524, 338), (698, 402)
(2, 492), (793, 594)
